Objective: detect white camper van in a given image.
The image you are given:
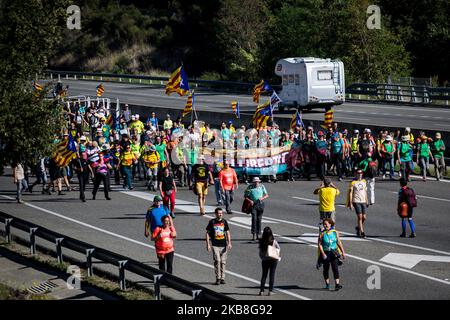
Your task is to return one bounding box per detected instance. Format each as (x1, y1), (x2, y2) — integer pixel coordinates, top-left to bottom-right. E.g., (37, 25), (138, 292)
(274, 57), (345, 111)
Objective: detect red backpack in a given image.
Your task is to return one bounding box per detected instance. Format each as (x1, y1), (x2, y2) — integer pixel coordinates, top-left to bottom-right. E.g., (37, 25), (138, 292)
(404, 187), (417, 208)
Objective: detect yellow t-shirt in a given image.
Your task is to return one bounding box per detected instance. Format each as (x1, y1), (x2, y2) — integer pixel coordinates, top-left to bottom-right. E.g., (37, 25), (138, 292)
(121, 151), (135, 166)
(318, 187), (340, 212)
(142, 152), (160, 169)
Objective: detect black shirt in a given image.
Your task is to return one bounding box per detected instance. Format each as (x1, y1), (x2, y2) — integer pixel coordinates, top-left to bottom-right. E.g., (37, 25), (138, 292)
(160, 174), (174, 191)
(206, 219), (230, 247)
(193, 164), (210, 182)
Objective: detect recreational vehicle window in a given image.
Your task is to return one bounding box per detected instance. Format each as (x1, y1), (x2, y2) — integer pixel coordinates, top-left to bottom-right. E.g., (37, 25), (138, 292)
(282, 75), (288, 85)
(318, 70), (332, 81)
(295, 74), (300, 85)
(288, 75), (294, 83)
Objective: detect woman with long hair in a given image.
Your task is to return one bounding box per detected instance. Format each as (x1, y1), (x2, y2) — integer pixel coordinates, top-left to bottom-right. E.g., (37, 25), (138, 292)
(258, 227), (281, 296)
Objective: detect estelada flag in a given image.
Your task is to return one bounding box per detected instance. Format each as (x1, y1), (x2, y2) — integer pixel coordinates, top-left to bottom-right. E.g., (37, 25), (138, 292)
(165, 66), (189, 96)
(52, 132), (77, 167)
(231, 101), (240, 119)
(252, 80), (271, 104)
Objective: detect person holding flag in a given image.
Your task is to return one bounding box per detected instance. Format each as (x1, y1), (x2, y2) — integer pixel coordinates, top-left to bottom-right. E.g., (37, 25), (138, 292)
(290, 110), (304, 131)
(252, 100), (272, 130)
(166, 65), (189, 96)
(182, 91), (195, 119)
(322, 108), (334, 129)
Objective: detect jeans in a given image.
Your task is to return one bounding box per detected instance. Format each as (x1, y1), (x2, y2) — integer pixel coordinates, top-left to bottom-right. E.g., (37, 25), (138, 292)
(214, 178), (223, 204)
(121, 166), (133, 189)
(251, 202), (264, 236)
(212, 246), (228, 280)
(222, 190), (234, 213)
(331, 154), (343, 179)
(419, 157), (429, 178)
(260, 259), (278, 292)
(16, 179), (28, 201)
(400, 160), (413, 180)
(77, 171), (89, 200)
(382, 157), (395, 177)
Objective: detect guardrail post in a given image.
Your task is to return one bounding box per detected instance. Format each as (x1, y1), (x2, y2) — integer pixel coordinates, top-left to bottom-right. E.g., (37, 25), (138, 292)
(29, 227), (38, 255)
(192, 289), (202, 301)
(55, 238), (64, 264)
(139, 79), (142, 84)
(118, 260), (128, 290)
(83, 74), (85, 80)
(58, 74), (61, 82)
(129, 78), (131, 83)
(85, 249), (95, 277)
(91, 76), (94, 80)
(74, 74), (77, 80)
(153, 274), (163, 300)
(4, 218), (13, 243)
(66, 74), (68, 80)
(119, 78), (122, 82)
(100, 76), (103, 81)
(50, 73), (53, 80)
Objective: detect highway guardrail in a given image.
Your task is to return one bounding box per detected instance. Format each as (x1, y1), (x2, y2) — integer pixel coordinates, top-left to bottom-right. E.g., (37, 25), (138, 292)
(0, 211), (233, 301)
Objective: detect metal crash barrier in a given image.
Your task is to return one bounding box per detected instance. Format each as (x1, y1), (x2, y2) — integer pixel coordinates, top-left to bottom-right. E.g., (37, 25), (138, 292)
(0, 211), (233, 301)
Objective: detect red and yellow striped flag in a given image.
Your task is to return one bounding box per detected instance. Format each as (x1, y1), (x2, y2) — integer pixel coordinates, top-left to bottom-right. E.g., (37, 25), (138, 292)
(182, 91), (194, 118)
(96, 83), (105, 97)
(321, 108), (334, 129)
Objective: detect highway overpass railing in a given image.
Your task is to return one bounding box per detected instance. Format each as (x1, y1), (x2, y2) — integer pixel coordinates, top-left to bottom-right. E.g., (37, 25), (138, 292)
(0, 211), (232, 301)
(43, 70), (450, 107)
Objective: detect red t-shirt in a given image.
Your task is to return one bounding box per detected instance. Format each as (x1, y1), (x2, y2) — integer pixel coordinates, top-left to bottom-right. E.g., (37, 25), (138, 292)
(152, 226), (175, 254)
(219, 168), (238, 191)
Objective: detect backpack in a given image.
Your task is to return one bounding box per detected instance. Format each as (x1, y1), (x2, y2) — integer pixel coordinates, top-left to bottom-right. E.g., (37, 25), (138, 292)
(404, 188), (417, 208)
(366, 160), (377, 177)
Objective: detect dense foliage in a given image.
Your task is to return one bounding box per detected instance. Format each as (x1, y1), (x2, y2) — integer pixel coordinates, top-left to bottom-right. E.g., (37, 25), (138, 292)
(49, 0), (449, 85)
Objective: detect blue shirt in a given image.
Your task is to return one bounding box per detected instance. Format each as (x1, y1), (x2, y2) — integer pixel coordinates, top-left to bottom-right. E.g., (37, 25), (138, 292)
(146, 205), (170, 232)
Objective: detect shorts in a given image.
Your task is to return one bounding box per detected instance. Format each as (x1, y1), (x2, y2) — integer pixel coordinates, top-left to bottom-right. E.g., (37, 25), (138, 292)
(195, 181), (208, 196)
(353, 203), (367, 215)
(320, 211), (336, 222)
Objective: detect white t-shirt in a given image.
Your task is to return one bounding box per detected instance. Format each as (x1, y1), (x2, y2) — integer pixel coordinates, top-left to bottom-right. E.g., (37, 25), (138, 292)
(351, 179), (368, 203)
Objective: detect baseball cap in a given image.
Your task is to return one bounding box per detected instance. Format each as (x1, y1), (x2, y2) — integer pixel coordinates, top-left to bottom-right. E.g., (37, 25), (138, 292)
(385, 135), (393, 141)
(364, 128), (371, 133)
(356, 169), (363, 174)
(354, 129), (359, 134)
(401, 135), (409, 142)
(405, 127), (411, 132)
(153, 195), (162, 202)
(421, 135), (428, 140)
(317, 131), (324, 136)
(150, 145), (156, 151)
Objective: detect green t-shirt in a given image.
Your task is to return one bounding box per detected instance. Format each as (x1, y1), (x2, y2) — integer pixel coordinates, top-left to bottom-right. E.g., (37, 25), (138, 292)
(383, 142), (393, 154)
(418, 142), (430, 159)
(432, 140), (445, 158)
(245, 184), (268, 202)
(155, 143), (167, 162)
(399, 142), (412, 162)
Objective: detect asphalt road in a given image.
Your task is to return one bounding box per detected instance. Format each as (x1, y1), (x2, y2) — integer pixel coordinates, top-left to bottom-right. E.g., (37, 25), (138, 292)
(48, 79), (450, 132)
(1, 171), (450, 300)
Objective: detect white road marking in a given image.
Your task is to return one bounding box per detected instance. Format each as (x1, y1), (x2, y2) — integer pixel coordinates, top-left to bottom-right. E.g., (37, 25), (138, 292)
(298, 233), (369, 242)
(389, 191), (450, 203)
(229, 217), (278, 225)
(380, 253), (450, 269)
(292, 196), (346, 207)
(0, 194), (310, 300)
(119, 192), (450, 286)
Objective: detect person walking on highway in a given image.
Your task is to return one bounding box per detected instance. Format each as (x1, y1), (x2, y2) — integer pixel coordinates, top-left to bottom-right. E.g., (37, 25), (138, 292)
(152, 215), (176, 274)
(381, 135), (396, 180)
(193, 155), (214, 215)
(143, 145), (160, 191)
(398, 178), (417, 238)
(417, 135), (434, 182)
(259, 227), (281, 296)
(12, 161), (28, 204)
(145, 195), (172, 238)
(159, 167), (177, 219)
(346, 169), (369, 238)
(92, 153), (112, 200)
(244, 177), (269, 241)
(119, 144), (137, 190)
(313, 177), (340, 229)
(431, 132), (446, 181)
(318, 218), (345, 291)
(206, 208), (232, 285)
(218, 159), (239, 214)
(398, 136), (414, 182)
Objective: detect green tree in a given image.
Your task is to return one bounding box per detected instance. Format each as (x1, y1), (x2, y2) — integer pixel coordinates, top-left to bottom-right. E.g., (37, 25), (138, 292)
(0, 0), (68, 173)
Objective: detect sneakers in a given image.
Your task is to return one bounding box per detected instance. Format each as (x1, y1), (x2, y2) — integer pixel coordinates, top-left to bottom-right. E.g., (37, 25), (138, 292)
(58, 191), (65, 196)
(106, 197), (112, 200)
(382, 174), (386, 180)
(409, 233), (416, 238)
(215, 279), (220, 285)
(324, 283), (330, 290)
(400, 233), (406, 238)
(170, 212), (175, 219)
(258, 291), (263, 296)
(355, 226), (360, 237)
(335, 284), (343, 291)
(267, 291), (274, 296)
(220, 279), (226, 284)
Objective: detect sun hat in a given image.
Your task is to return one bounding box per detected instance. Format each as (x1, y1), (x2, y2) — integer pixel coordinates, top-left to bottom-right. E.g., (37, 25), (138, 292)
(401, 135), (409, 142)
(385, 135), (393, 141)
(252, 177), (261, 183)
